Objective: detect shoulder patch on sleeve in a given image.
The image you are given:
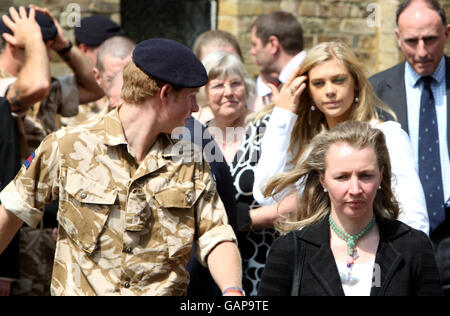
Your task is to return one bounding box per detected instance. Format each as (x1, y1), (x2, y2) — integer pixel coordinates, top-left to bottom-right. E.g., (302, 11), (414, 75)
(24, 151), (35, 169)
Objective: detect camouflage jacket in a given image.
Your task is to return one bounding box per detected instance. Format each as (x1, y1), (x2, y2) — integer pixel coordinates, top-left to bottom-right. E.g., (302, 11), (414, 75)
(0, 73), (79, 161)
(59, 97), (109, 127)
(0, 108), (236, 295)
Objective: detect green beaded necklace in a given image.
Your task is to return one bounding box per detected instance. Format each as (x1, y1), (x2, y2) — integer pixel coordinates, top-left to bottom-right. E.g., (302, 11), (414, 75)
(329, 215), (376, 257)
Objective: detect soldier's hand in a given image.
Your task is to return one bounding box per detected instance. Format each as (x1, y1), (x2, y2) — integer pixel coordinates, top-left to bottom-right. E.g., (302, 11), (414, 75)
(1, 6), (43, 48)
(29, 4), (69, 51)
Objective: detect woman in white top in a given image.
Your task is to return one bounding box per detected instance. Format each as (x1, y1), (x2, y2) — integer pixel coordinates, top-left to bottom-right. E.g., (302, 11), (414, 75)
(252, 41), (429, 235)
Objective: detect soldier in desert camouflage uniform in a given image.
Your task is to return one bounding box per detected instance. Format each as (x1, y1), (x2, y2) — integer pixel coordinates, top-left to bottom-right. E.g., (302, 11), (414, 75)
(0, 38), (243, 296)
(0, 5), (104, 161)
(0, 6), (104, 296)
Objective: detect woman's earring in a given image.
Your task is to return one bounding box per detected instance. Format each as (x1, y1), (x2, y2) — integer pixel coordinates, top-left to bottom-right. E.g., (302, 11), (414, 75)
(354, 96), (359, 103)
(323, 188), (328, 193)
(378, 186), (381, 190)
(309, 104), (316, 125)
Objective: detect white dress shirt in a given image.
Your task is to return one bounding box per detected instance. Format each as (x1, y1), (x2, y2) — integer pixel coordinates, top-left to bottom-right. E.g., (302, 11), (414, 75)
(255, 50), (307, 97)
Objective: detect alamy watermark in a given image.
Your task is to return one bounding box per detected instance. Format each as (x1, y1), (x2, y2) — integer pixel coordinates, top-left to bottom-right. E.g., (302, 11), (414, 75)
(65, 3), (81, 28)
(367, 3), (381, 28)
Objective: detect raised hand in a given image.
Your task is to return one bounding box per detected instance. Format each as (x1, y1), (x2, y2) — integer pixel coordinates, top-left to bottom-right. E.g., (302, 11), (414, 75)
(1, 6), (43, 48)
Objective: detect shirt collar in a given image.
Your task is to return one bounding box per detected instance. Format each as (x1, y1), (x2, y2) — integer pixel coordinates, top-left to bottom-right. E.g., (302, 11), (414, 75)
(279, 50), (307, 83)
(101, 106), (128, 146)
(101, 106), (178, 158)
(405, 56), (445, 88)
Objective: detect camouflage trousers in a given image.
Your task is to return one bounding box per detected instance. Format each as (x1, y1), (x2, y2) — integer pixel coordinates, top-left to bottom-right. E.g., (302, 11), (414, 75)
(12, 225), (55, 296)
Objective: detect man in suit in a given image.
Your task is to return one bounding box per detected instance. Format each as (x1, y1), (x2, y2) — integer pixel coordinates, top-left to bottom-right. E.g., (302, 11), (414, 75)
(370, 0), (450, 293)
(250, 11), (306, 104)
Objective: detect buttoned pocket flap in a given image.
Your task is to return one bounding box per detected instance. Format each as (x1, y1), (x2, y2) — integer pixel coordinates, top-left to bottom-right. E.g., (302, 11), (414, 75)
(154, 185), (205, 258)
(59, 168), (117, 253)
(154, 188), (195, 209)
(65, 171), (117, 205)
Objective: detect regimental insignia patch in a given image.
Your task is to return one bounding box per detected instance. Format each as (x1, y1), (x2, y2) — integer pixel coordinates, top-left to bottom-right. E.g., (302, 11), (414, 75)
(24, 151), (35, 169)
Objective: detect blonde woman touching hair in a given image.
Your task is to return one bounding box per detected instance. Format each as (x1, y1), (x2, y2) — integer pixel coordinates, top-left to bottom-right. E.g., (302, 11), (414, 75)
(253, 42), (429, 235)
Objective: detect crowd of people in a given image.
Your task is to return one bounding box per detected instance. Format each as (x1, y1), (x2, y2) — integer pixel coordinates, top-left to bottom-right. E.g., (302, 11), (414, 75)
(0, 0), (448, 296)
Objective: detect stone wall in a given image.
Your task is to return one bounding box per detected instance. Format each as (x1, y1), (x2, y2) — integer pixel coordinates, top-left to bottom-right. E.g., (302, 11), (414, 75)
(218, 0), (450, 77)
(1, 0), (450, 78)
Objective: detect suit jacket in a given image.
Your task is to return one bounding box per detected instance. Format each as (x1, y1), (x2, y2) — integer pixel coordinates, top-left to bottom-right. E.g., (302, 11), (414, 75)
(369, 56), (450, 159)
(258, 215), (443, 296)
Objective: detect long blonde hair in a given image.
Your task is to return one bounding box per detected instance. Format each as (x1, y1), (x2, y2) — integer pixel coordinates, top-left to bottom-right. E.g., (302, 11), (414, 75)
(263, 121), (400, 233)
(288, 42), (396, 164)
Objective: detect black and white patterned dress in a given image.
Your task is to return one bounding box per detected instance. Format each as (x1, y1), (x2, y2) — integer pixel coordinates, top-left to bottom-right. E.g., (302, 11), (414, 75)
(208, 113), (278, 295)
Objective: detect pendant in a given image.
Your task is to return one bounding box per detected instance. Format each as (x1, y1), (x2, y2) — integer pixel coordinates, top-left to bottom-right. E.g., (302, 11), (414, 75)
(346, 255), (354, 268)
(352, 249), (359, 261)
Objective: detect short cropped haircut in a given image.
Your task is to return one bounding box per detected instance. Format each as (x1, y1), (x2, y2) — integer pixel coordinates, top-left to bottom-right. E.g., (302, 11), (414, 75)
(251, 11), (304, 55)
(197, 51), (255, 109)
(96, 36), (136, 73)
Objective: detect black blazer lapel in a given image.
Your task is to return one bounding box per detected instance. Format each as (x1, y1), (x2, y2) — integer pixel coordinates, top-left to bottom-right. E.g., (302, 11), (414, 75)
(301, 217), (345, 296)
(371, 241), (403, 296)
(370, 218), (407, 296)
(307, 244), (345, 296)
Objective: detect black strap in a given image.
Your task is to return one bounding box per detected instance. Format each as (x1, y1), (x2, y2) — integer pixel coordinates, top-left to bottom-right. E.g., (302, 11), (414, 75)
(290, 231), (306, 296)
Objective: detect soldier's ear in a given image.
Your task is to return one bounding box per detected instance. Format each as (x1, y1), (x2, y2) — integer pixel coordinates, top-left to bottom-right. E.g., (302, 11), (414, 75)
(93, 67), (102, 87)
(160, 84), (171, 104)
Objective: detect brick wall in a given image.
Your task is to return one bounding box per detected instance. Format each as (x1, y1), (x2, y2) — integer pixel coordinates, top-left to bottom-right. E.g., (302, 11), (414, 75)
(1, 0), (450, 78)
(217, 0), (450, 77)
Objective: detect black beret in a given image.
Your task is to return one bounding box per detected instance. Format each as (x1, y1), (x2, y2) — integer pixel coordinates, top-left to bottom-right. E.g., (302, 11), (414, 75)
(75, 15), (126, 46)
(132, 38), (208, 88)
(0, 8), (57, 42)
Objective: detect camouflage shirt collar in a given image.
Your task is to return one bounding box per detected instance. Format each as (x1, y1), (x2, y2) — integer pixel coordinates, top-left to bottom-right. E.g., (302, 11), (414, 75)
(102, 106), (177, 158)
(101, 107), (128, 146)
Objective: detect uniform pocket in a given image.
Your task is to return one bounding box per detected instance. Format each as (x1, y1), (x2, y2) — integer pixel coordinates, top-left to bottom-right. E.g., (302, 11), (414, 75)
(154, 184), (205, 258)
(59, 167), (117, 253)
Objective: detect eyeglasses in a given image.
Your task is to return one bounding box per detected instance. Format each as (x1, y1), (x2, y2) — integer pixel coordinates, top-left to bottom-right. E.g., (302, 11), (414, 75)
(208, 79), (245, 94)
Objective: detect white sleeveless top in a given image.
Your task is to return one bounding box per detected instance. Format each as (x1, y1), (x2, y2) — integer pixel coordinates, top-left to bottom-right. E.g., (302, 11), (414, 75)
(336, 259), (375, 296)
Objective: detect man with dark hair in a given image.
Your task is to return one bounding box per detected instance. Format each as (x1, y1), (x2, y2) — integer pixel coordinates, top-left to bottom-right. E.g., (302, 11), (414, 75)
(370, 0), (450, 294)
(250, 11), (306, 103)
(0, 38), (243, 296)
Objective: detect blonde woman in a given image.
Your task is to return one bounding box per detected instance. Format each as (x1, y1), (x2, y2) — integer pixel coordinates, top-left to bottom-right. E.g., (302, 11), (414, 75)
(258, 121), (441, 296)
(252, 41), (429, 235)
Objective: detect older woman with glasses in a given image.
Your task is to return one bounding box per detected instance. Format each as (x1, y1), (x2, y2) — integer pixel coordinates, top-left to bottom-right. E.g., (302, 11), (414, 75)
(197, 51), (276, 295)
